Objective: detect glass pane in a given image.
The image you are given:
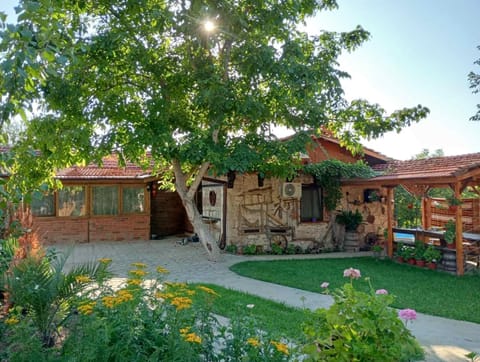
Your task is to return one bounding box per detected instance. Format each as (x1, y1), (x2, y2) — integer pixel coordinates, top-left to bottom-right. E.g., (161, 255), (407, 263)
(58, 186), (86, 217)
(301, 185), (323, 221)
(123, 187), (145, 214)
(92, 186), (118, 215)
(31, 192), (55, 216)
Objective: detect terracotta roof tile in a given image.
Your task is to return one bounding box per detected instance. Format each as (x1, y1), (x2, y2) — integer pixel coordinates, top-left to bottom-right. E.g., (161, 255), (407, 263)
(56, 154), (153, 180)
(371, 152), (480, 181)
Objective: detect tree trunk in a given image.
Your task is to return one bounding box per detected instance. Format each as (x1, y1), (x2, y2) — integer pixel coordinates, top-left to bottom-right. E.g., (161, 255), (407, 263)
(172, 160), (221, 261)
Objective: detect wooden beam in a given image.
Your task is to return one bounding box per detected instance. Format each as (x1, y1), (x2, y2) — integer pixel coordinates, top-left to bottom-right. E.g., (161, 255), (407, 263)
(454, 182), (464, 275)
(387, 187), (394, 258)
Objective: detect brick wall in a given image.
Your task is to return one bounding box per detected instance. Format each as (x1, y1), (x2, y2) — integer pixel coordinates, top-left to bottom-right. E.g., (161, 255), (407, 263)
(33, 214), (150, 245)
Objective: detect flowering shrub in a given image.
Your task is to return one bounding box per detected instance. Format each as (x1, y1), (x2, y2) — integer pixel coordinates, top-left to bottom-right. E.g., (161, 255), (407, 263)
(303, 267), (424, 361)
(1, 256), (293, 361)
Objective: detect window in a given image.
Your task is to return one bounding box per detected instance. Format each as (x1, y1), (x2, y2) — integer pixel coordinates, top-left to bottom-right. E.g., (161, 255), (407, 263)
(123, 186), (145, 214)
(58, 186), (86, 217)
(301, 184), (323, 222)
(31, 192), (55, 216)
(92, 186), (118, 215)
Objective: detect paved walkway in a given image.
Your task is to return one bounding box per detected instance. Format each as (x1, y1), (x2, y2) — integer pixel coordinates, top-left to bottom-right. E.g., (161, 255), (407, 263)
(54, 238), (480, 362)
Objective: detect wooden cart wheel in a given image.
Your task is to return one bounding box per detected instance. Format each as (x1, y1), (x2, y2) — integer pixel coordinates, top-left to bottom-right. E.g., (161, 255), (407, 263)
(270, 234), (288, 249)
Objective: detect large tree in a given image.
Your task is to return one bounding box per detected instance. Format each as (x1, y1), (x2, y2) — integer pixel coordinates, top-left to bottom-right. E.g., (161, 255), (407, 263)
(0, 0), (428, 260)
(469, 45), (480, 121)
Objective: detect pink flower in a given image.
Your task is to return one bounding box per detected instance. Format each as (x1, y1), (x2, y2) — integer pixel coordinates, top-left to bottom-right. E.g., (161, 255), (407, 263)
(375, 289), (389, 295)
(343, 267), (361, 279)
(398, 308), (417, 321)
(321, 282), (329, 289)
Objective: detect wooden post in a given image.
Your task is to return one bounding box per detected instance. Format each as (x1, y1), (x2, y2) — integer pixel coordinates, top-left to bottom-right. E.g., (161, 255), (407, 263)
(455, 183), (464, 275)
(387, 187), (394, 258)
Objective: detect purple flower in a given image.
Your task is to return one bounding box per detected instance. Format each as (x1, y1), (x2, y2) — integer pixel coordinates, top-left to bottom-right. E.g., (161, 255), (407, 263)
(343, 267), (361, 279)
(398, 308), (417, 321)
(321, 282), (329, 289)
(375, 289), (389, 295)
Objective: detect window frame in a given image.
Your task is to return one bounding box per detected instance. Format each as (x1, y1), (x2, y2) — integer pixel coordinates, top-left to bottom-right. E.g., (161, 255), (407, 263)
(300, 183), (324, 223)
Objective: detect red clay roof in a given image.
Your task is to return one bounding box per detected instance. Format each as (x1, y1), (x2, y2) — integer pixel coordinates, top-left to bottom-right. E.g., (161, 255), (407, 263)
(56, 154), (153, 180)
(370, 152), (480, 182)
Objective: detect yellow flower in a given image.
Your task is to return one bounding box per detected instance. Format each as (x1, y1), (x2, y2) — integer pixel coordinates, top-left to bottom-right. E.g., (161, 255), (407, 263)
(247, 337), (261, 347)
(271, 341), (289, 355)
(183, 332), (202, 344)
(131, 262), (147, 268)
(78, 302), (96, 315)
(75, 275), (91, 283)
(165, 282), (187, 288)
(127, 278), (142, 286)
(197, 286), (219, 296)
(129, 269), (148, 277)
(102, 295), (117, 308)
(4, 317), (19, 325)
(171, 296), (192, 310)
(99, 258), (112, 264)
(116, 289), (134, 302)
(179, 327), (191, 335)
(155, 291), (175, 300)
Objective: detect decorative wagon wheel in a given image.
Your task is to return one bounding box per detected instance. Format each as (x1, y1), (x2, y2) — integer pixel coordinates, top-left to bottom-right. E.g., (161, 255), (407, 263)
(270, 234), (288, 249)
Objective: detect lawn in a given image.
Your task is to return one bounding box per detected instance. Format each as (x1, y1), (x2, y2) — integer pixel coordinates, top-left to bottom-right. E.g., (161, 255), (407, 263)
(190, 283), (313, 340)
(229, 257), (480, 324)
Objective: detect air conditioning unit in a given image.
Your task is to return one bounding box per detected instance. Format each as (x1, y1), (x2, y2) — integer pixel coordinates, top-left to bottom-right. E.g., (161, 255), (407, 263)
(281, 182), (302, 199)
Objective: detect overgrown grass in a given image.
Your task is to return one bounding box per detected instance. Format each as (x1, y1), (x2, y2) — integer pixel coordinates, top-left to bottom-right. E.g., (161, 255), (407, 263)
(190, 283), (313, 341)
(230, 257), (480, 324)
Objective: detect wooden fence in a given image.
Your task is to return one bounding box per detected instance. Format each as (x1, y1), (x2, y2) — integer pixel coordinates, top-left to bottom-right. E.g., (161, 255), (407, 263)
(427, 197), (480, 232)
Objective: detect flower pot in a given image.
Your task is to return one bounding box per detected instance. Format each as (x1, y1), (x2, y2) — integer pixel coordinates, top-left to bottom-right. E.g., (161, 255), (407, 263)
(426, 262), (437, 270)
(446, 242), (456, 250)
(416, 260), (426, 267)
(407, 258), (416, 265)
(396, 256), (404, 263)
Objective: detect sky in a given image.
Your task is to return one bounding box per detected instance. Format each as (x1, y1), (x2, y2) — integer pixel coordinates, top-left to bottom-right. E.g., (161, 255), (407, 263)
(1, 0), (479, 160)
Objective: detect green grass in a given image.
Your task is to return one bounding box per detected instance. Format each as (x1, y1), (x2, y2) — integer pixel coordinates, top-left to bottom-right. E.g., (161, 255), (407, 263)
(190, 283), (313, 340)
(229, 257), (480, 324)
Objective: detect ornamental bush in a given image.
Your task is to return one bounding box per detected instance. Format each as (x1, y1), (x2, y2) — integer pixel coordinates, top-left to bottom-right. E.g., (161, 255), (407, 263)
(302, 269), (424, 361)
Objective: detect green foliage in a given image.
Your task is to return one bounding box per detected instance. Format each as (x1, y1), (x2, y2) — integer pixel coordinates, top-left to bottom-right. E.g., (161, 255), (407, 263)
(242, 244), (257, 255)
(0, 0), (428, 200)
(271, 243), (284, 255)
(468, 45), (480, 121)
(304, 160), (375, 211)
(423, 245), (441, 263)
(414, 240), (427, 261)
(335, 209), (363, 231)
(394, 186), (422, 228)
(302, 275), (424, 361)
(444, 220), (456, 244)
(3, 249), (111, 346)
(225, 244), (238, 254)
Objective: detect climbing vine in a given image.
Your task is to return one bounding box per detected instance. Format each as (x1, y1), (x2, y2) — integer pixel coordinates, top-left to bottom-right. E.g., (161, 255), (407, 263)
(304, 160), (375, 211)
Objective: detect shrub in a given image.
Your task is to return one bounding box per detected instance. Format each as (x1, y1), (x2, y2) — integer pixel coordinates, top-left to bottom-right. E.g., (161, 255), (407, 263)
(225, 244), (238, 254)
(242, 244), (257, 255)
(271, 243), (284, 255)
(302, 268), (424, 361)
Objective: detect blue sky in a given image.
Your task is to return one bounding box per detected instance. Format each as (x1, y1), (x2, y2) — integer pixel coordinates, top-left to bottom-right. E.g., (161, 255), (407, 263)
(1, 0), (479, 160)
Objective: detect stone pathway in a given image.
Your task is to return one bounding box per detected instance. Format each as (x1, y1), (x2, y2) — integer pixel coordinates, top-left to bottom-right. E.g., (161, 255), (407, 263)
(54, 238), (480, 362)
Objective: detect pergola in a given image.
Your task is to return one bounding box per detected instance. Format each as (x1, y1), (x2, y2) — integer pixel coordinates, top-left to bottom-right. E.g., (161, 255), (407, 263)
(343, 153), (480, 275)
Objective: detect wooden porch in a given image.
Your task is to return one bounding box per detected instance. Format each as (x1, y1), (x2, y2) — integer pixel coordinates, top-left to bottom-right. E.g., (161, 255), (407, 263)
(342, 153), (480, 275)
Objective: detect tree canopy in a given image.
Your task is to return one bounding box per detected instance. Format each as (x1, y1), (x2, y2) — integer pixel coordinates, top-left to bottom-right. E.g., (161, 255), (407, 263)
(469, 45), (480, 121)
(0, 0), (429, 259)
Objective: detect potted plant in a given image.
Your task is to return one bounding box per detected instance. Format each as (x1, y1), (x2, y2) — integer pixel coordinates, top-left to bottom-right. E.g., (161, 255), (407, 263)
(402, 245), (416, 265)
(394, 243), (405, 263)
(336, 210), (363, 252)
(446, 195), (462, 212)
(444, 220), (456, 249)
(414, 241), (426, 267)
(336, 210), (363, 232)
(372, 242), (384, 259)
(424, 245), (442, 270)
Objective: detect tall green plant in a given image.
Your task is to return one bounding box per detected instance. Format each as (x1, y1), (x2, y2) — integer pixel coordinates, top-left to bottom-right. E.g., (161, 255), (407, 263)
(304, 160), (375, 211)
(4, 250), (111, 346)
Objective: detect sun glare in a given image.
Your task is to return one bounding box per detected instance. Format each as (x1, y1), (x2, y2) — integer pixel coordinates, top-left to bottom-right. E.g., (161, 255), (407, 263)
(203, 20), (215, 32)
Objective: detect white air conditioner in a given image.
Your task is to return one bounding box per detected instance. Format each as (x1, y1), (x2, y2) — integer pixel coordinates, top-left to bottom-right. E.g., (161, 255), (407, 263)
(281, 182), (302, 199)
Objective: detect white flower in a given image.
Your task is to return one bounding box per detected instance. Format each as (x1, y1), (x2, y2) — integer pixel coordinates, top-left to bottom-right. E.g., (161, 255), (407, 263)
(246, 304), (255, 309)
